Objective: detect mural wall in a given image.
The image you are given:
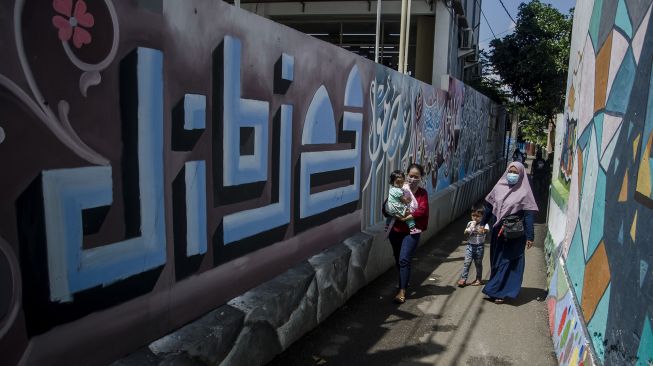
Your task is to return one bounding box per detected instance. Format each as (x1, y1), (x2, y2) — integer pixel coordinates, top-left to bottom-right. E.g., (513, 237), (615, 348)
(548, 0), (653, 364)
(547, 263), (594, 366)
(363, 73), (503, 225)
(0, 0), (504, 364)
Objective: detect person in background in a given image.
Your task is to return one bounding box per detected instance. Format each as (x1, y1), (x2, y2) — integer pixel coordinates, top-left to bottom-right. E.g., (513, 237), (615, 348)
(512, 148), (525, 163)
(531, 150), (549, 199)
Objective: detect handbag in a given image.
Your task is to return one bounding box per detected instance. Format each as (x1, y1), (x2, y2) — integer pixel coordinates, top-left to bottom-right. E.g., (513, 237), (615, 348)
(501, 214), (525, 239)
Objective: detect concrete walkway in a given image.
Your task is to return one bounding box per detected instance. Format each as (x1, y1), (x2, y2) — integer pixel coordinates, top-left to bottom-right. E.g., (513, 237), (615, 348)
(268, 198), (556, 366)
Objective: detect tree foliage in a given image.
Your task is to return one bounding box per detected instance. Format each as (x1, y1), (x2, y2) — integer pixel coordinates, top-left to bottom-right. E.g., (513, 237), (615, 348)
(489, 0), (572, 121)
(468, 50), (510, 105)
(514, 105), (549, 146)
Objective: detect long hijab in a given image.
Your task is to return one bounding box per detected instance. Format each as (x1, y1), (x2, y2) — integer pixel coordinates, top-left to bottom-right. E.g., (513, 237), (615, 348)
(485, 162), (539, 226)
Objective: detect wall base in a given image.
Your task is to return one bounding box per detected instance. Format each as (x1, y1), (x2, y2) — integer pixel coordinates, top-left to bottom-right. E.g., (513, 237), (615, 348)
(114, 162), (504, 366)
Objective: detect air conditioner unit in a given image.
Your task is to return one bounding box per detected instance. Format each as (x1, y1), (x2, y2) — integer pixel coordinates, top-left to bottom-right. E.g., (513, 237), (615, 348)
(460, 28), (473, 49)
(465, 50), (479, 63)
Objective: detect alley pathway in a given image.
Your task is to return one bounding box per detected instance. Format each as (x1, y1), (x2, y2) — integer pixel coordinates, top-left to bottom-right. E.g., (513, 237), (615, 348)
(269, 196), (556, 366)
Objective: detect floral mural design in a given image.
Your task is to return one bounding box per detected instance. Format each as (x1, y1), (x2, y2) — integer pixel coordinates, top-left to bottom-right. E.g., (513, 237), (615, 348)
(52, 0), (95, 48)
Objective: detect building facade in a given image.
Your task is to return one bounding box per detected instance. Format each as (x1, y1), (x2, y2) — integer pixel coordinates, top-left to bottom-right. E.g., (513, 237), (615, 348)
(238, 0), (482, 86)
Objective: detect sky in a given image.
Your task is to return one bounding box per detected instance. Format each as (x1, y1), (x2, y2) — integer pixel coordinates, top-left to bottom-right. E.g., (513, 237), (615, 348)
(478, 0), (577, 51)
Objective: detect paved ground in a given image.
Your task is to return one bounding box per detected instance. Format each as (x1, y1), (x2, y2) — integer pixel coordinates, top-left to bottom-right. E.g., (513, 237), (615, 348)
(269, 186), (555, 365)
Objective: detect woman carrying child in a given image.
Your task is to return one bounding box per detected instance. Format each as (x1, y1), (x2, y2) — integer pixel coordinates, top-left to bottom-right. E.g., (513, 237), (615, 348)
(479, 162), (538, 304)
(383, 163), (429, 304)
(384, 170), (419, 234)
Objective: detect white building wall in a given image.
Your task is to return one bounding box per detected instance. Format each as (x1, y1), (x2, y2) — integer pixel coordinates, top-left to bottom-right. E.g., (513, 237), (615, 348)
(240, 0), (482, 87)
(432, 0), (451, 85)
(242, 1), (434, 17)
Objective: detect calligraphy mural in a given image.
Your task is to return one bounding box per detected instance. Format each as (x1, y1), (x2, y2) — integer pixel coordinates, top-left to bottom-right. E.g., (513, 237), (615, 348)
(362, 71), (503, 226)
(549, 0), (653, 364)
(0, 0), (504, 364)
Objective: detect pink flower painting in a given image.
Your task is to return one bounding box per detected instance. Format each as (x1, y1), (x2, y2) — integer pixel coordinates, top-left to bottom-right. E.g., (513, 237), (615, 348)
(52, 0), (95, 48)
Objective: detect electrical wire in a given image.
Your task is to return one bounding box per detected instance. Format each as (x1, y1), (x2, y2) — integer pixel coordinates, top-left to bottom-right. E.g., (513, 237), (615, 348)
(471, 0), (497, 39)
(498, 0), (516, 24)
(478, 1), (497, 39)
(480, 28), (513, 43)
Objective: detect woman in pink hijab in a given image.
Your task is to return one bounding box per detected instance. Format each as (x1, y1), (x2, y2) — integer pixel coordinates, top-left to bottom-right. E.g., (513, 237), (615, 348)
(479, 162), (538, 304)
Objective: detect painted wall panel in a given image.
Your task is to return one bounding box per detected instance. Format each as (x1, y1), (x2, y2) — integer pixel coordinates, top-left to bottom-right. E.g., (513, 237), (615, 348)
(0, 0), (505, 363)
(549, 0), (653, 364)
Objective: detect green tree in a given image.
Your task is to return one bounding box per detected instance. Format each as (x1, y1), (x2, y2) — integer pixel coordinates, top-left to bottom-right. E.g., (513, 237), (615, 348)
(514, 105), (549, 146)
(468, 50), (510, 105)
(490, 0), (572, 138)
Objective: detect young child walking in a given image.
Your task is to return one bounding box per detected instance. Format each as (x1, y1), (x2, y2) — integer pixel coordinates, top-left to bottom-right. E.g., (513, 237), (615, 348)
(457, 202), (489, 287)
(385, 170), (419, 234)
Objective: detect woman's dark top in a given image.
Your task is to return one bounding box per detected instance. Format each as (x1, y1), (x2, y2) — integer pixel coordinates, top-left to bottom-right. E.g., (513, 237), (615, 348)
(481, 203), (535, 241)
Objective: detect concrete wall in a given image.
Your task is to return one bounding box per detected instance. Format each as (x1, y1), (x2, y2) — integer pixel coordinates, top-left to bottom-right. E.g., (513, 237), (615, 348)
(0, 0), (504, 365)
(545, 0), (653, 365)
(114, 162), (504, 366)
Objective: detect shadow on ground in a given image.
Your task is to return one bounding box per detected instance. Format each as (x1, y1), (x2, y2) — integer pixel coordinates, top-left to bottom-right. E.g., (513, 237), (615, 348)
(268, 161), (554, 366)
(267, 214), (474, 366)
(507, 287), (549, 307)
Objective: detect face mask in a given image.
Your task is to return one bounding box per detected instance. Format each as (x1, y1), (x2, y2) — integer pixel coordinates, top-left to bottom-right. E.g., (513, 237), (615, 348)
(407, 176), (420, 189)
(506, 173), (519, 185)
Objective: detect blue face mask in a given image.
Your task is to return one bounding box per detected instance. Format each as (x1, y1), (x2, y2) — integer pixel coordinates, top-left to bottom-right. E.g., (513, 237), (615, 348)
(507, 173), (519, 185)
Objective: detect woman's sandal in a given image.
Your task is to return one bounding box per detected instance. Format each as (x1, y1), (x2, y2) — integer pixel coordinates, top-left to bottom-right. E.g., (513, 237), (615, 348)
(456, 279), (467, 287)
(393, 295), (406, 304)
(470, 280), (482, 286)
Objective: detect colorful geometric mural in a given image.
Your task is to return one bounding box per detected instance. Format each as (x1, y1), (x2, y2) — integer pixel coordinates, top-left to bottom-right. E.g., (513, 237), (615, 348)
(551, 0), (653, 364)
(560, 117), (577, 184)
(544, 186), (567, 283)
(0, 0), (505, 364)
(547, 262), (594, 366)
